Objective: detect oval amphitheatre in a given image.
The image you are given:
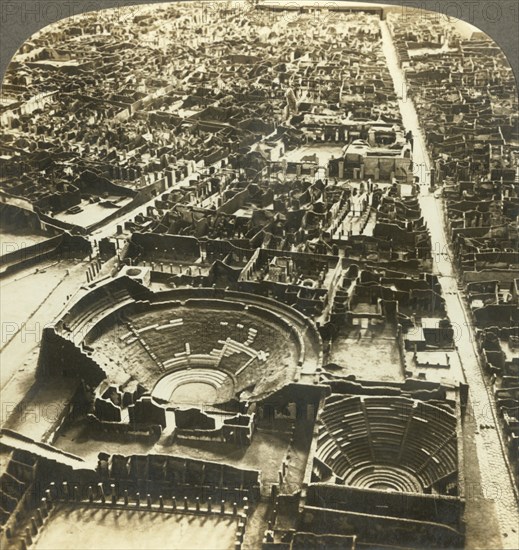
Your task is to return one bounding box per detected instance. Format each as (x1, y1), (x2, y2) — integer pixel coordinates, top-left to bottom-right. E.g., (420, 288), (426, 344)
(48, 277), (322, 411)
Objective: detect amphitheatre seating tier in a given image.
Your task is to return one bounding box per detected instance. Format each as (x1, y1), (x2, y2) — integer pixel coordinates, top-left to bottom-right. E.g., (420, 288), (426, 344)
(121, 306), (291, 374)
(67, 294), (112, 332)
(342, 464), (423, 493)
(315, 395), (458, 494)
(58, 278), (142, 343)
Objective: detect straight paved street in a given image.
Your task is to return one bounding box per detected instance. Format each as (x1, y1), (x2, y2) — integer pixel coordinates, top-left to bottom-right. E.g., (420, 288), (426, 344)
(381, 21), (519, 549)
(0, 260), (89, 436)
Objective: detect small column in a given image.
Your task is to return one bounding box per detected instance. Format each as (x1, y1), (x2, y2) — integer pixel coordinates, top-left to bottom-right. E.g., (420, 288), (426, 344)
(172, 496), (177, 511)
(111, 484), (117, 505)
(238, 521), (245, 541)
(98, 483), (106, 504)
(41, 497), (51, 515)
(220, 500), (225, 514)
(159, 495), (164, 510)
(207, 497), (212, 513)
(184, 496), (189, 511)
(124, 490), (129, 506)
(135, 492), (140, 507)
(147, 494), (152, 509)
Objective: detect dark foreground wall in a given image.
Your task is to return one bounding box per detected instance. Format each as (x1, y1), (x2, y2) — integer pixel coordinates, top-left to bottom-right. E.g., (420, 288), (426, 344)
(300, 505), (464, 549)
(306, 484), (463, 529)
(37, 327), (105, 385)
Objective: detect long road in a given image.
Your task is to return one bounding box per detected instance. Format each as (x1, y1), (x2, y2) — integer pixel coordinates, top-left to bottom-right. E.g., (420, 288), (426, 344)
(381, 21), (519, 549)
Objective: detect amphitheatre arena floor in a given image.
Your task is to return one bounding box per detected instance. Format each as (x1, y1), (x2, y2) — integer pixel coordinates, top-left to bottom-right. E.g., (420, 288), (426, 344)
(34, 503), (238, 550)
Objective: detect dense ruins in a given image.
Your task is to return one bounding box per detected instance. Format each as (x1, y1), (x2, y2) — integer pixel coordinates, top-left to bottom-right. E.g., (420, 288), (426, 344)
(0, 2), (518, 549)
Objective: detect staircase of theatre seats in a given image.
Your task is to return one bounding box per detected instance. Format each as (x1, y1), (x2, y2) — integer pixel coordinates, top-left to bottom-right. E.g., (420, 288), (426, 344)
(113, 309), (283, 403)
(315, 395), (458, 494)
(128, 310), (257, 355)
(117, 309), (282, 381)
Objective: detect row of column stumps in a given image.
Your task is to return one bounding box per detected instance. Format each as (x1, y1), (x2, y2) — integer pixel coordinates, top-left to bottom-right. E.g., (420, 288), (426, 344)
(13, 481), (250, 549)
(44, 481), (250, 514)
(264, 488), (281, 544)
(15, 494), (53, 549)
(234, 497), (249, 550)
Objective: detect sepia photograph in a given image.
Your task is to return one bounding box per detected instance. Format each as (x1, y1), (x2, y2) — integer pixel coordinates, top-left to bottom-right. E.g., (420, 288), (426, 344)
(0, 1), (518, 548)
